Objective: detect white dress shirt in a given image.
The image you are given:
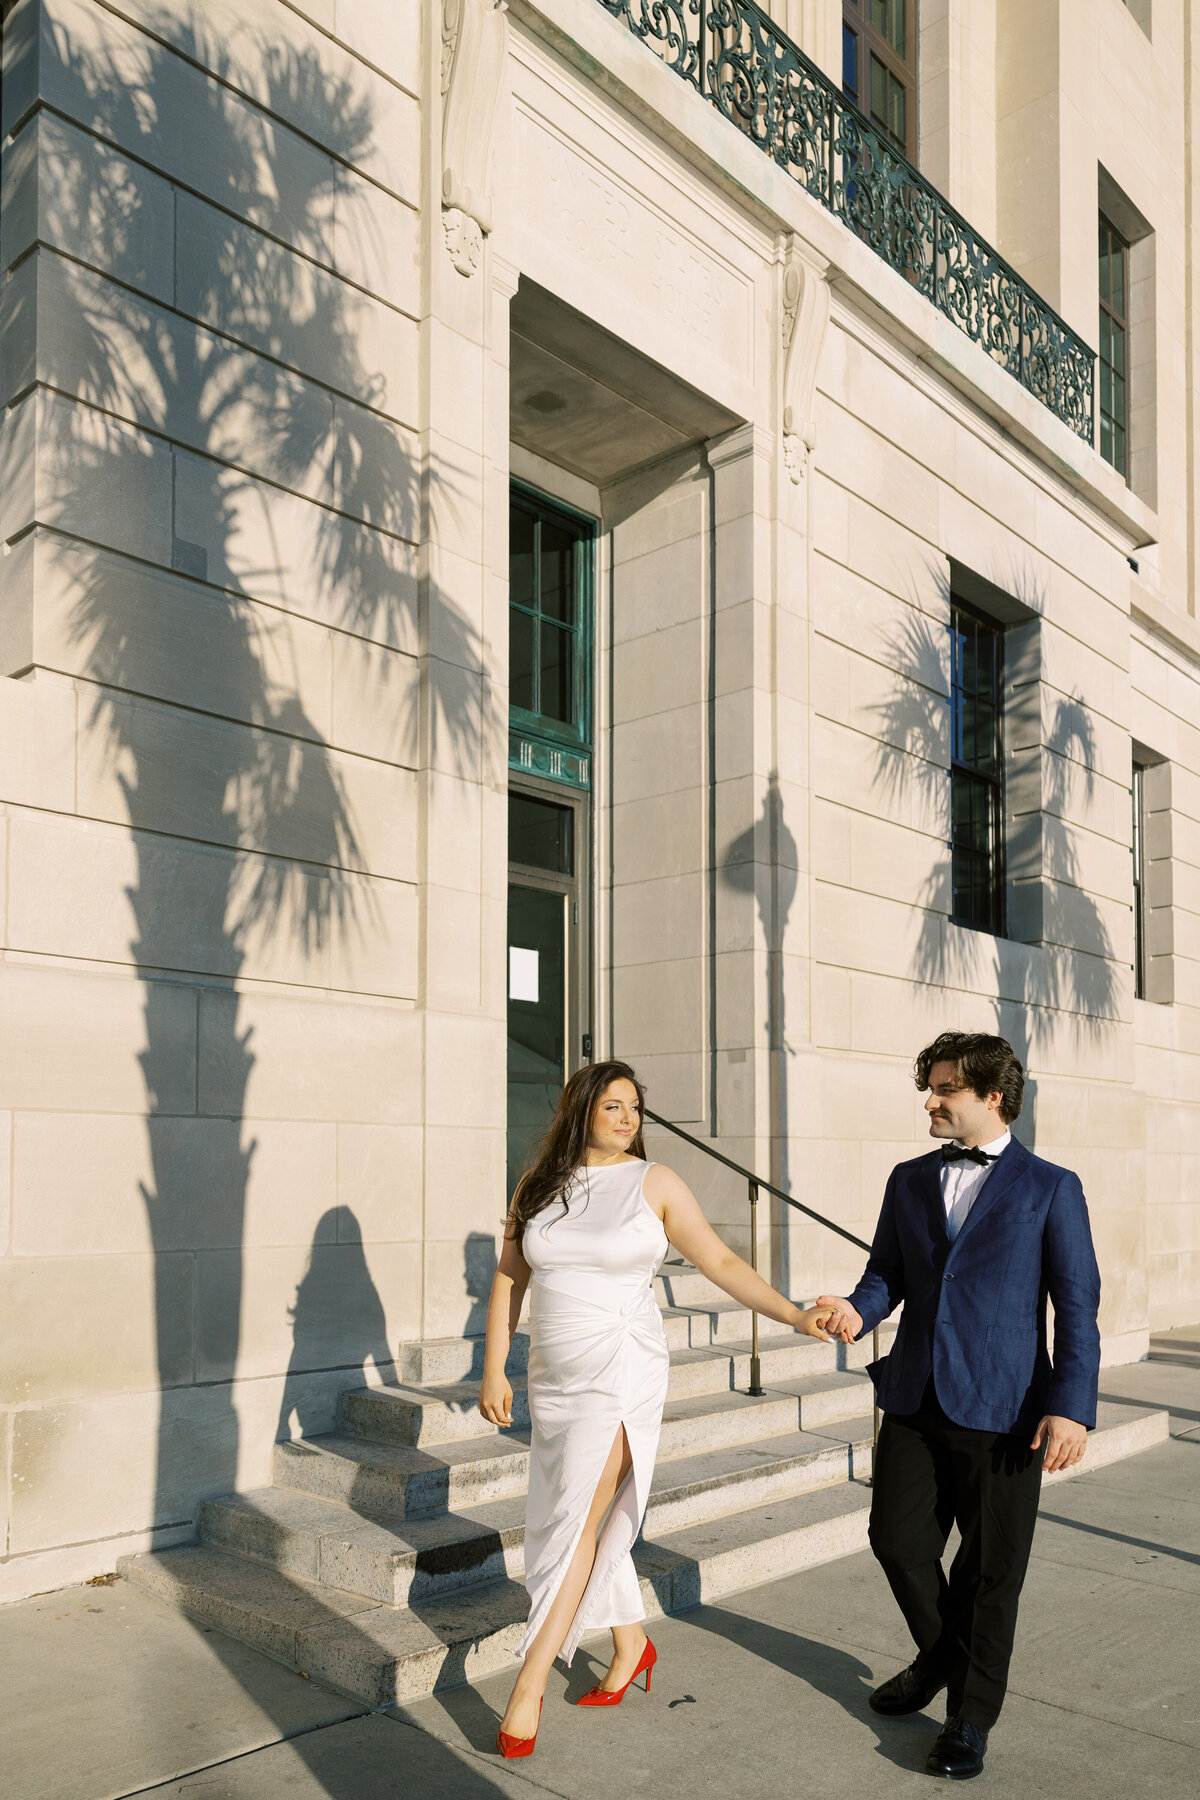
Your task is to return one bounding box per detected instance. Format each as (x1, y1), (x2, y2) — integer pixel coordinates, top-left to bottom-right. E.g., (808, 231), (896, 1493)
(939, 1129), (1011, 1243)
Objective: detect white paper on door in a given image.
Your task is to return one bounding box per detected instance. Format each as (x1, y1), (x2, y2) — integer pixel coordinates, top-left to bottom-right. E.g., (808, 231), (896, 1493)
(509, 946), (540, 1002)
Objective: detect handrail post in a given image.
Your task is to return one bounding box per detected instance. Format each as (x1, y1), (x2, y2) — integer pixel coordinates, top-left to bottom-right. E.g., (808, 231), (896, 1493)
(870, 1324), (880, 1484)
(748, 1178), (764, 1396)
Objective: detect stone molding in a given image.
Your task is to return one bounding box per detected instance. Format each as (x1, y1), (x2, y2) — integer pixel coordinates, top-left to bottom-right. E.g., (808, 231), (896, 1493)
(780, 247), (830, 485)
(442, 0), (510, 274)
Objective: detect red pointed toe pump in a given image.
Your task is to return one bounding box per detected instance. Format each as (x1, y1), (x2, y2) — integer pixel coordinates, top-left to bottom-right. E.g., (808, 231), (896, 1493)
(496, 1698), (542, 1759)
(576, 1637), (657, 1706)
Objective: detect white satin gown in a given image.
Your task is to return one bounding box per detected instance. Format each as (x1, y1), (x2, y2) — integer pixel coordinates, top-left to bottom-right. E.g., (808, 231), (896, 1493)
(517, 1159), (670, 1664)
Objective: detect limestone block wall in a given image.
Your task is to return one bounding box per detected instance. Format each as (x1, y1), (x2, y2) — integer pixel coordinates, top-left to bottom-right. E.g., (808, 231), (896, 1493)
(0, 0), (434, 1600)
(1130, 609), (1200, 1326)
(609, 452), (714, 1128)
(803, 302), (1150, 1353)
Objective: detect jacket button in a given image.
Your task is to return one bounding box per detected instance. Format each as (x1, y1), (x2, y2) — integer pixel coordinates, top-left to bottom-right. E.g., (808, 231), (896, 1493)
(944, 1273), (955, 1282)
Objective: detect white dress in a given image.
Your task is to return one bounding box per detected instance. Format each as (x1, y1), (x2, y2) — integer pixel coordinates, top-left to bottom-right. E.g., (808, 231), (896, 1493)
(517, 1159), (670, 1664)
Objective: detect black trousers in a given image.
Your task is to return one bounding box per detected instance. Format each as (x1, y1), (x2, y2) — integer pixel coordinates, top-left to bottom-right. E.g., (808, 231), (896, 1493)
(868, 1379), (1044, 1731)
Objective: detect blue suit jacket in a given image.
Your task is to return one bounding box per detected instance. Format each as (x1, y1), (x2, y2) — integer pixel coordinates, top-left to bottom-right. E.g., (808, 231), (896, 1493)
(846, 1138), (1101, 1434)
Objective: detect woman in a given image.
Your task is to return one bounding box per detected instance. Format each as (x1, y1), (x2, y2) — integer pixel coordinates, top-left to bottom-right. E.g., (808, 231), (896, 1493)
(478, 1059), (839, 1757)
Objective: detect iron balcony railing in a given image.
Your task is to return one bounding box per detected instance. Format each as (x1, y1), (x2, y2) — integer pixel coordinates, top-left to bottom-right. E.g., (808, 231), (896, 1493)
(645, 1108), (881, 1468)
(597, 0), (1096, 443)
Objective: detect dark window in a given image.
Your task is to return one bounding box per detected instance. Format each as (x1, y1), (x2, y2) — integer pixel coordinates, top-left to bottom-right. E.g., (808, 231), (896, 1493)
(842, 0), (917, 157)
(1099, 213), (1129, 477)
(508, 792), (574, 875)
(950, 604), (1005, 934)
(509, 492), (591, 744)
(843, 20), (859, 104)
(1132, 760), (1146, 998)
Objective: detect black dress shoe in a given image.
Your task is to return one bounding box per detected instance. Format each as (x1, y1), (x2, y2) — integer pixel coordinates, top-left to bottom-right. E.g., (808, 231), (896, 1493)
(868, 1661), (947, 1716)
(925, 1717), (988, 1780)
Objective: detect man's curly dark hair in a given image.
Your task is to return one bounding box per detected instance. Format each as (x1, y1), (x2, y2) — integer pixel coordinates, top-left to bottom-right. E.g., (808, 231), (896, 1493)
(914, 1031), (1025, 1124)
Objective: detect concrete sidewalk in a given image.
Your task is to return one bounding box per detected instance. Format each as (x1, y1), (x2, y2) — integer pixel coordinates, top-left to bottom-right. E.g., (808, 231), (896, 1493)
(2, 1354), (1195, 1800)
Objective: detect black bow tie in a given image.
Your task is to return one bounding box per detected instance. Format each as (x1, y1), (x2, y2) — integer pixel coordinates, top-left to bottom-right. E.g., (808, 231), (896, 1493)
(942, 1144), (1000, 1166)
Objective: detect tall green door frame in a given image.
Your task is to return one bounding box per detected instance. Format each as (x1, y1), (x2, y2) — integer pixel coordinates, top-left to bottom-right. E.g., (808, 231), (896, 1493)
(506, 482), (596, 1197)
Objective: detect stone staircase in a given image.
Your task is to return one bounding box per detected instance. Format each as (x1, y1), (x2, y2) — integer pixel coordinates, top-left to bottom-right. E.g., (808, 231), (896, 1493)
(118, 1261), (1169, 1706)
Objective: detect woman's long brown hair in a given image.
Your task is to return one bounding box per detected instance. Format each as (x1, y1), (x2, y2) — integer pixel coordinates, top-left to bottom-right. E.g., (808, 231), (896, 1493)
(508, 1060), (647, 1248)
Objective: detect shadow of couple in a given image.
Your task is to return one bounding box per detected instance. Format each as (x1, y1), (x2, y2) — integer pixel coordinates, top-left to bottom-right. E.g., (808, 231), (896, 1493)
(415, 1599), (937, 1776)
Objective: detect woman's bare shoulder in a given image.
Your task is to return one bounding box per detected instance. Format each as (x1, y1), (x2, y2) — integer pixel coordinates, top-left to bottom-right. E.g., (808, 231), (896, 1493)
(642, 1162), (692, 1201)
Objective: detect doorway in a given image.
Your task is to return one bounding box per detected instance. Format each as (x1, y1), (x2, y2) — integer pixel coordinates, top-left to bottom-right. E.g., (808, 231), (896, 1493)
(507, 786), (590, 1196)
(505, 480), (595, 1198)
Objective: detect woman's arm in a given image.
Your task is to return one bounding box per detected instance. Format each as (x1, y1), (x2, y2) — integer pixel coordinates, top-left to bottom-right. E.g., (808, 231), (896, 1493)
(478, 1214), (532, 1426)
(645, 1164), (837, 1338)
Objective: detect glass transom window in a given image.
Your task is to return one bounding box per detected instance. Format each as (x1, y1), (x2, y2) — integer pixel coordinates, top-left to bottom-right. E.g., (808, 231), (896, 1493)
(508, 487), (593, 790)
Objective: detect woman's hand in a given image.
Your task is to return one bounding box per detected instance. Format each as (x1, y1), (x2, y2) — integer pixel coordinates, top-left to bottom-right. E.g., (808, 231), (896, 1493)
(794, 1303), (841, 1341)
(479, 1371), (514, 1427)
(816, 1296), (863, 1344)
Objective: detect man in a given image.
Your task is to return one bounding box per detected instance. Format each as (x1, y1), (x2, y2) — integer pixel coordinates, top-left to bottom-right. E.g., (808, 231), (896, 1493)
(820, 1031), (1100, 1781)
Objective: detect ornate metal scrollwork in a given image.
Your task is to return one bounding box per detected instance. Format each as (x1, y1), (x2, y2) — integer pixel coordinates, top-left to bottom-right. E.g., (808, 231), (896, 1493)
(596, 0), (1096, 443)
(600, 0), (703, 87)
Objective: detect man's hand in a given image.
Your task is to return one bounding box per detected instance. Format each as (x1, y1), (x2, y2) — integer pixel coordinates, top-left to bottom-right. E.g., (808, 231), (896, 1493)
(816, 1296), (864, 1344)
(795, 1303), (840, 1341)
(1031, 1415), (1087, 1473)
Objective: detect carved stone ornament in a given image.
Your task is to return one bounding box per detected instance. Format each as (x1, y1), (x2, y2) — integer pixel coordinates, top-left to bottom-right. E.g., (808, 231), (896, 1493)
(780, 250), (830, 484)
(442, 0), (508, 274)
(444, 208), (483, 277)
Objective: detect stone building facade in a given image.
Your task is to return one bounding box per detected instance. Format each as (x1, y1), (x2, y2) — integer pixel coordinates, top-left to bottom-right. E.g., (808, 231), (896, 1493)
(1, 0), (1198, 1599)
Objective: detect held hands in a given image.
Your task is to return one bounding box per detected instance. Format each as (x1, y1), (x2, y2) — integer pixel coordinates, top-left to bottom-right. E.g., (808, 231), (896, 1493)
(794, 1303), (842, 1341)
(815, 1296), (864, 1345)
(1031, 1414), (1087, 1473)
(479, 1371), (514, 1428)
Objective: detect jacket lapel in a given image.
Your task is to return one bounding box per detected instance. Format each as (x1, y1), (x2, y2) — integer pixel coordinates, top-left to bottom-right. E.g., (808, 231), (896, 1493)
(949, 1137), (1030, 1249)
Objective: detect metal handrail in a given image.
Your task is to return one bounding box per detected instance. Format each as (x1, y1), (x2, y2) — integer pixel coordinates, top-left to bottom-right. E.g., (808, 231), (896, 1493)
(645, 1107), (880, 1469)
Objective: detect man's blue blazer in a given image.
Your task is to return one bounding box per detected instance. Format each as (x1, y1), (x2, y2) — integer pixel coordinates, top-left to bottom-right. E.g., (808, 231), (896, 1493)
(845, 1137), (1101, 1434)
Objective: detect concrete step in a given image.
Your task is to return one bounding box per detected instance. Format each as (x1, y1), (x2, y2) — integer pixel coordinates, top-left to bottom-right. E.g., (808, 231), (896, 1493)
(395, 1270), (897, 1394)
(276, 1384), (874, 1525)
(273, 1430), (534, 1521)
(644, 1419), (872, 1535)
(1148, 1325), (1200, 1367)
(119, 1398), (1167, 1707)
(651, 1336), (836, 1400)
(207, 1419), (875, 1607)
(115, 1542), (531, 1706)
(339, 1343), (872, 1451)
(652, 1262), (732, 1311)
(657, 1302), (798, 1352)
(674, 1367), (878, 1450)
(399, 1303), (804, 1385)
(120, 1479), (873, 1710)
(339, 1381), (523, 1450)
(200, 1487), (528, 1607)
(401, 1331), (531, 1387)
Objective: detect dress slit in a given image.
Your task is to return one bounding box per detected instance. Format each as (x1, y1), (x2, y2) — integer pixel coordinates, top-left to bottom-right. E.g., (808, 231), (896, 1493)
(517, 1160), (671, 1667)
(517, 1420), (638, 1663)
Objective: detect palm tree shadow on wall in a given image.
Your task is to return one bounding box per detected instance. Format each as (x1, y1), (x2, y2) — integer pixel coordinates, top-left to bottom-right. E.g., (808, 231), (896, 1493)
(721, 774), (798, 1292)
(10, 7), (502, 1783)
(867, 562), (1121, 1142)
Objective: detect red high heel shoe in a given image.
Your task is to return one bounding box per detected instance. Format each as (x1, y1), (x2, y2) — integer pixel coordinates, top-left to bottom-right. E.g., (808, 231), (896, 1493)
(496, 1697), (542, 1758)
(576, 1637), (657, 1705)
